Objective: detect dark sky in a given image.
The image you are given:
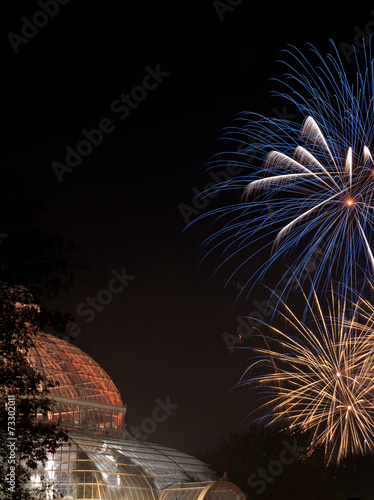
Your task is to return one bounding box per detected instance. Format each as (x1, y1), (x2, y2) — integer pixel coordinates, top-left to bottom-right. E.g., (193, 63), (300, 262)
(3, 2), (374, 457)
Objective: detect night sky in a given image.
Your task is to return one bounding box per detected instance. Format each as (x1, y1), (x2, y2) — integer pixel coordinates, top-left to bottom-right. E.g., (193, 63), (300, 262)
(3, 2), (374, 457)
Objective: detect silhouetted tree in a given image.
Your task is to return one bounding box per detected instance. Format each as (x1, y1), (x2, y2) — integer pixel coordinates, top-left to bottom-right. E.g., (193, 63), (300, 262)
(199, 426), (348, 499)
(0, 165), (84, 498)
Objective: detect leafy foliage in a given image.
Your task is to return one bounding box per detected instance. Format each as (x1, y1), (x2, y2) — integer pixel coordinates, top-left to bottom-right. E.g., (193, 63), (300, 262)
(0, 285), (68, 499)
(0, 166), (80, 498)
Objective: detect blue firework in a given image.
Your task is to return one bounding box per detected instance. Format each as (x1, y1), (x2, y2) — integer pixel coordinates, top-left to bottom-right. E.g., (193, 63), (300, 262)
(197, 41), (374, 299)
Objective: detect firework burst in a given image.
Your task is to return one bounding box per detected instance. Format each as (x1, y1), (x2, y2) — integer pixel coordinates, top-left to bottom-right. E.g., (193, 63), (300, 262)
(239, 284), (374, 465)
(198, 41), (374, 298)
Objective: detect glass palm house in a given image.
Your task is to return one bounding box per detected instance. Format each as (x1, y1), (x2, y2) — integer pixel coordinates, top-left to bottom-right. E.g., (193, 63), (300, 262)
(27, 332), (246, 499)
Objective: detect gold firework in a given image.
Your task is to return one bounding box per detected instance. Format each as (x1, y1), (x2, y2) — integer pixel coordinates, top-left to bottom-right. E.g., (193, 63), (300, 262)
(240, 285), (374, 465)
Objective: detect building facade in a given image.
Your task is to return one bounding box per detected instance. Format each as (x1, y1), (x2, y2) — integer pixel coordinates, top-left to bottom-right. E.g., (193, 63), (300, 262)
(27, 332), (246, 499)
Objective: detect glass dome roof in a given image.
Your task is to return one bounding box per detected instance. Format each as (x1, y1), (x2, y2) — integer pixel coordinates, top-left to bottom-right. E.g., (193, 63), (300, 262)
(28, 332), (123, 407)
(25, 332), (246, 499)
(30, 431), (246, 499)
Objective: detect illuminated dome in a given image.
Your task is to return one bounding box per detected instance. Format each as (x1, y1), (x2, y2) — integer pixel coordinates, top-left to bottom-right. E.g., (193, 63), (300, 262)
(28, 332), (126, 435)
(27, 332), (246, 499)
(29, 332), (123, 406)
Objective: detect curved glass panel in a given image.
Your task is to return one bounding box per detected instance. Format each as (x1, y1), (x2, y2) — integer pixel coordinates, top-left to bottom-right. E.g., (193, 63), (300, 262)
(205, 485), (245, 500)
(23, 332), (246, 499)
(160, 482), (246, 500)
(27, 332), (123, 407)
(29, 432), (219, 499)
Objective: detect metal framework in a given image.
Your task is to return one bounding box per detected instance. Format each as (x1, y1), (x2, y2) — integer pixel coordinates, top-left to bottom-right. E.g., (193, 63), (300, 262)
(160, 481), (246, 499)
(30, 332), (126, 435)
(25, 333), (245, 499)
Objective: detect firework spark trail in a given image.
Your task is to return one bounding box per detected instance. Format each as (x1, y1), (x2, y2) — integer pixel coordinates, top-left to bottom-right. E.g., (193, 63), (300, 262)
(196, 41), (374, 299)
(193, 40), (374, 466)
(238, 284), (374, 465)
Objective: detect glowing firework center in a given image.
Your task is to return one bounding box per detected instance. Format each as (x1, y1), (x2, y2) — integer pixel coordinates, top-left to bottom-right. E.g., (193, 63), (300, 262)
(28, 332), (245, 499)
